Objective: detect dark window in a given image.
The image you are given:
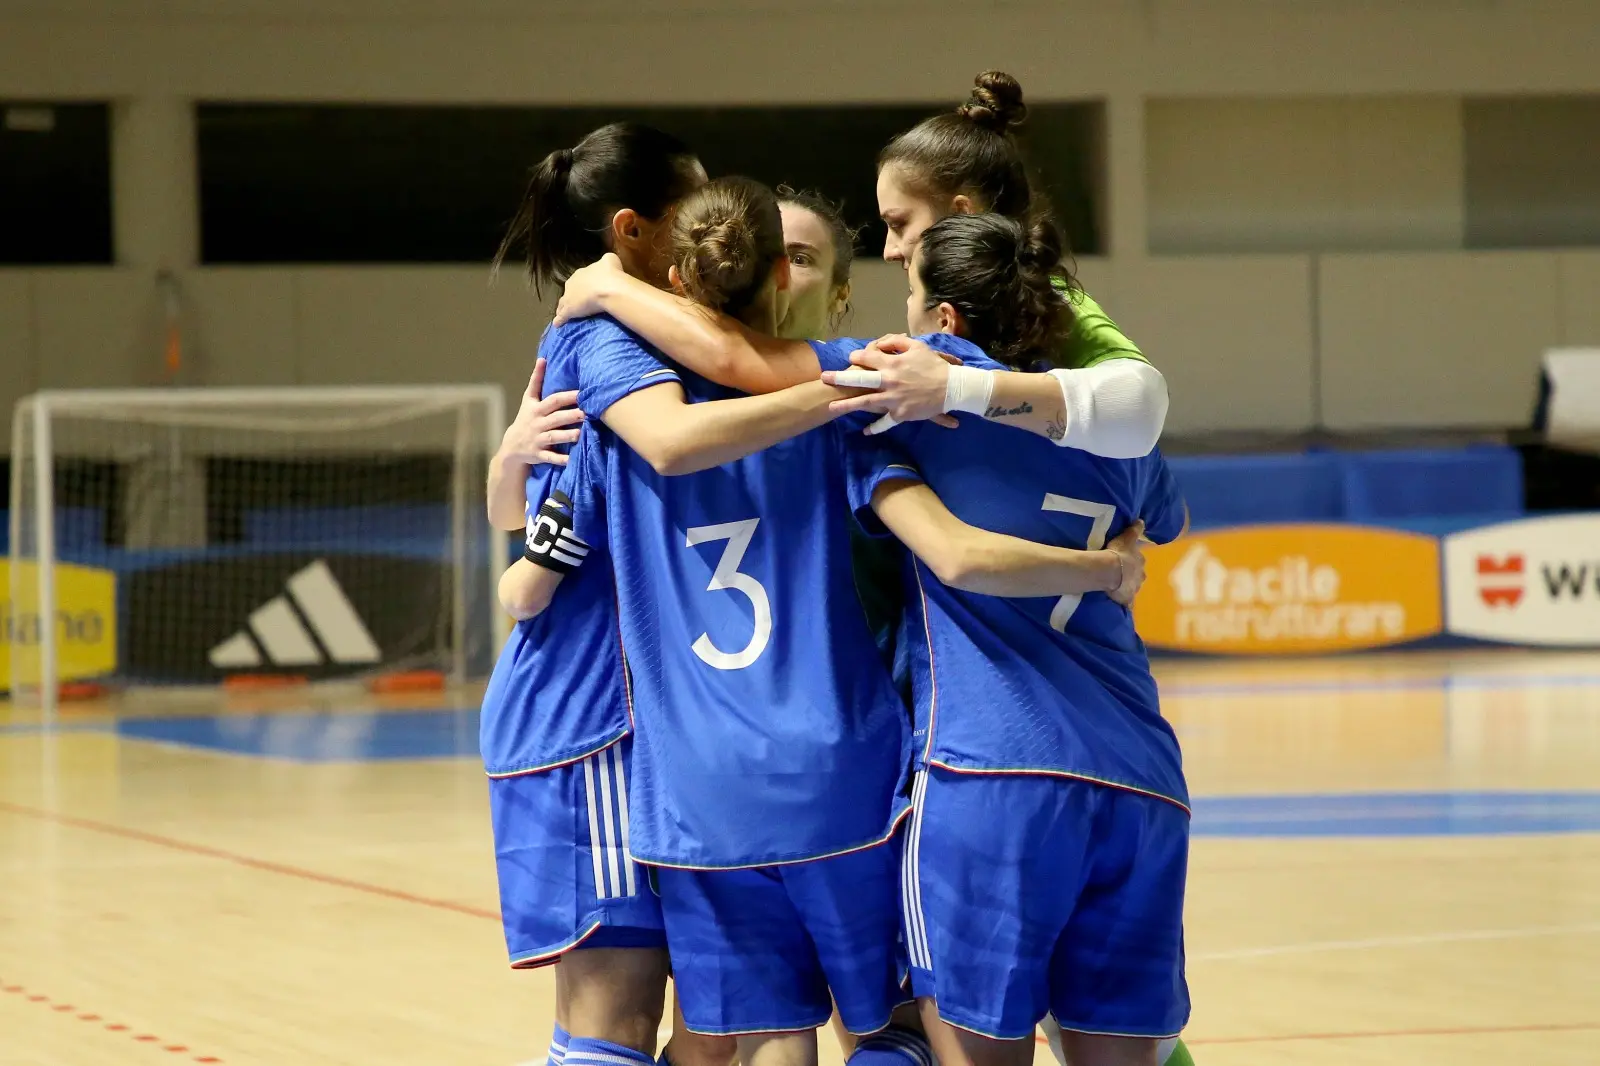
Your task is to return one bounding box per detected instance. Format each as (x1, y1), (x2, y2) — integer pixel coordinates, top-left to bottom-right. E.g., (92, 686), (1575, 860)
(197, 102), (1105, 264)
(1026, 104), (1106, 260)
(0, 102), (113, 265)
(1465, 96), (1600, 249)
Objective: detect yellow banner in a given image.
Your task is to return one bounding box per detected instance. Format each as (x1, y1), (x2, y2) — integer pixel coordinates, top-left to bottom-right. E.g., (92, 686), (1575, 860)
(1134, 525), (1442, 655)
(1, 560), (118, 687)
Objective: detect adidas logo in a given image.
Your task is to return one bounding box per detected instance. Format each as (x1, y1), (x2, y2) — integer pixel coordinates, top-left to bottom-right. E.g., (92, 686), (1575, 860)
(208, 560), (382, 669)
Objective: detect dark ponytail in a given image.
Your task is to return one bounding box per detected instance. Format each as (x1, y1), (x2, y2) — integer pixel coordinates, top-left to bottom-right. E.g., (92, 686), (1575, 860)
(916, 213), (1072, 369)
(669, 176), (784, 319)
(493, 122), (701, 296)
(878, 70), (1035, 219)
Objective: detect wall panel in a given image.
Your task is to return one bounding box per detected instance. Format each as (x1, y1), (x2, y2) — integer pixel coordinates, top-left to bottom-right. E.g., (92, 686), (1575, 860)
(1113, 255), (1315, 433)
(32, 269), (158, 389)
(1147, 97), (1463, 254)
(1557, 251), (1600, 347)
(1319, 252), (1562, 429)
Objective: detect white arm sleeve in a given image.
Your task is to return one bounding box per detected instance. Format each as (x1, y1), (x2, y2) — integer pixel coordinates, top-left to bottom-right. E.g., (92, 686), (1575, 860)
(1045, 361), (1168, 458)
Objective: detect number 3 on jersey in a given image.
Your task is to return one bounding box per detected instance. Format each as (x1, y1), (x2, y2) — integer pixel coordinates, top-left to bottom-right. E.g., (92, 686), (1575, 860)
(685, 518), (772, 670)
(1041, 494), (1116, 632)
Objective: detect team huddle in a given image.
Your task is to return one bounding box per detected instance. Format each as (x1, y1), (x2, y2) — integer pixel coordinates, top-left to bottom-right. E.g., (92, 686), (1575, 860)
(481, 72), (1195, 1066)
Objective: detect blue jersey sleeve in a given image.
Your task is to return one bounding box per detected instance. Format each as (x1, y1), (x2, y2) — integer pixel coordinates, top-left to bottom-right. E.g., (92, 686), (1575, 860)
(523, 464), (560, 521)
(558, 317), (681, 419)
(839, 430), (922, 538)
(1140, 449), (1187, 545)
(810, 337), (866, 373)
(809, 333), (991, 374)
(548, 423), (610, 555)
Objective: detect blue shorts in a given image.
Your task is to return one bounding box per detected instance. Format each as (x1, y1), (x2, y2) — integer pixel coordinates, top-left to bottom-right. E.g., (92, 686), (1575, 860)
(489, 738), (666, 967)
(655, 840), (910, 1036)
(902, 767), (1190, 1040)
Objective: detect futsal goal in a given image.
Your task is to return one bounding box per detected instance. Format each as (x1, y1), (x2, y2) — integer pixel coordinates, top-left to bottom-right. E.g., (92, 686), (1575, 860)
(7, 386), (507, 717)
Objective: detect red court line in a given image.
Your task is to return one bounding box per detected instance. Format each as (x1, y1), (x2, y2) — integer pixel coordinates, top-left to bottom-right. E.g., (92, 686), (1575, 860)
(1, 976), (224, 1062)
(11, 801), (1594, 1054)
(0, 800), (500, 922)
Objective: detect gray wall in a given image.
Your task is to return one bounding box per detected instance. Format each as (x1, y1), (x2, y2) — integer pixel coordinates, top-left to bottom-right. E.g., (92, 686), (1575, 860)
(4, 0), (1600, 442)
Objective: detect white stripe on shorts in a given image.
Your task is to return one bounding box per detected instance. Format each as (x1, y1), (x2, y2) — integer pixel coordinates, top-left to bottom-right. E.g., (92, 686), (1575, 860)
(609, 744), (638, 897)
(581, 754), (610, 899)
(902, 770), (933, 971)
(596, 749), (622, 898)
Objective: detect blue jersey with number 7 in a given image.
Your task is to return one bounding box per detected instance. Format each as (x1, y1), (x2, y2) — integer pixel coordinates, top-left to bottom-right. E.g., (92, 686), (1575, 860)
(815, 337), (1190, 811)
(549, 368), (914, 869)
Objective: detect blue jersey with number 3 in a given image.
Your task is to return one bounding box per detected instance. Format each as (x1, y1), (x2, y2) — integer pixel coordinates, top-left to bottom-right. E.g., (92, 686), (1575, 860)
(812, 336), (1190, 810)
(553, 365), (913, 869)
(479, 317), (682, 777)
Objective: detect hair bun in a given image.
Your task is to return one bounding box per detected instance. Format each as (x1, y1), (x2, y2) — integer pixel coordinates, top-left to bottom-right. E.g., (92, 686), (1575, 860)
(686, 216), (760, 310)
(958, 70), (1027, 132)
(1016, 215), (1064, 273)
(669, 176), (785, 316)
(1024, 214), (1062, 267)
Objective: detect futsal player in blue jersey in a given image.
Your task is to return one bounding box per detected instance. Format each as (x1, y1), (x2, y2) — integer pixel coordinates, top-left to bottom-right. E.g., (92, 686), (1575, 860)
(860, 212), (1190, 1066)
(479, 121), (733, 1066)
(483, 125), (893, 1066)
(505, 176), (1149, 1066)
(542, 81), (1193, 1066)
(483, 125), (1084, 1066)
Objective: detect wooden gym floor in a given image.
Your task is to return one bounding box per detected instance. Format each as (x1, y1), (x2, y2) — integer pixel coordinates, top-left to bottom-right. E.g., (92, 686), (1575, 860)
(2, 648), (1597, 1066)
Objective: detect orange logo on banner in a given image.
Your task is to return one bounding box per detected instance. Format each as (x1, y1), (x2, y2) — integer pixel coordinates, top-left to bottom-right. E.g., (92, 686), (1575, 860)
(1476, 553), (1525, 608)
(1134, 525), (1441, 655)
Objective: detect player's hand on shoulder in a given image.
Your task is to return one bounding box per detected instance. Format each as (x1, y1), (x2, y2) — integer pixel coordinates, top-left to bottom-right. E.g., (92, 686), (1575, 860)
(822, 334), (962, 430)
(1106, 521), (1147, 607)
(552, 252), (624, 326)
(502, 358), (585, 467)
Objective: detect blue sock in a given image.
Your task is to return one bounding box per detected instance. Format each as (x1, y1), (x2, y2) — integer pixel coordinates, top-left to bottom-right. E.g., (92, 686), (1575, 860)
(847, 1027), (934, 1066)
(565, 1037), (655, 1066)
(548, 1025), (570, 1066)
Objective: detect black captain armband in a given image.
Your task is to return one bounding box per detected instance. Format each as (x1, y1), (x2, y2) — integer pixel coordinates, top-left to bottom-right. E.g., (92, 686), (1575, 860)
(524, 491), (591, 574)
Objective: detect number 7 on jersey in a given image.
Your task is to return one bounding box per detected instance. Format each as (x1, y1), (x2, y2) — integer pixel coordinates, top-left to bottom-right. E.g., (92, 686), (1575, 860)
(1041, 494), (1116, 632)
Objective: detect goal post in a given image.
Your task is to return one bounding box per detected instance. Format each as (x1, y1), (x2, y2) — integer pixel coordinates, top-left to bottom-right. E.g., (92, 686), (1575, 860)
(7, 385), (507, 720)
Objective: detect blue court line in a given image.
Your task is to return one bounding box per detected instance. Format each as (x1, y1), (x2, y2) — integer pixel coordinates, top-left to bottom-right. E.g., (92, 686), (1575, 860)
(116, 708), (478, 762)
(7, 663), (1595, 740)
(1161, 671), (1600, 699)
(1191, 791), (1600, 837)
(99, 709), (1600, 839)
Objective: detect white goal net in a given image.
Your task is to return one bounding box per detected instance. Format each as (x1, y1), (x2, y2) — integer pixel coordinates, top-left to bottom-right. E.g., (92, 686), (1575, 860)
(7, 386), (506, 717)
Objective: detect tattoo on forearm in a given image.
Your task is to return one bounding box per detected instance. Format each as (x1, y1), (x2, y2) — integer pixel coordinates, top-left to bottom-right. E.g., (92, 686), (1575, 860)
(984, 401), (1033, 419)
(1046, 417), (1066, 441)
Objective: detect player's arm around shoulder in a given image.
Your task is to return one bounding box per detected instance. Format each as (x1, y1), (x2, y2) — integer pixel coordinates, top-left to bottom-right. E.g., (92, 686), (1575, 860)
(980, 357), (1167, 457)
(602, 378), (864, 477)
(868, 478), (1147, 603)
(820, 335), (1167, 457)
(553, 253), (819, 394)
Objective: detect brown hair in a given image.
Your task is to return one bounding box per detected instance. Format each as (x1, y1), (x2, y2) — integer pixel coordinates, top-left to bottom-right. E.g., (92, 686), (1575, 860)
(916, 212), (1072, 370)
(669, 176), (784, 318)
(878, 71), (1035, 219)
